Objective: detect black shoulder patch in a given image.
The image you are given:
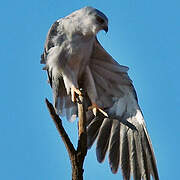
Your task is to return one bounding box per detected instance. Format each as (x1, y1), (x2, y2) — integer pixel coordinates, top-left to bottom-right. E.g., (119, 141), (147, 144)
(49, 21), (59, 38)
(46, 21), (59, 50)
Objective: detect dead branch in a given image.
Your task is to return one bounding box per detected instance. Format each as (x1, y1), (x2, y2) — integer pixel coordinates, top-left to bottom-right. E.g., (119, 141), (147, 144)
(45, 92), (87, 180)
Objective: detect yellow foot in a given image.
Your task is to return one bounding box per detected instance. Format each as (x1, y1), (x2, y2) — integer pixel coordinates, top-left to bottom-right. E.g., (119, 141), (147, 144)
(71, 86), (82, 102)
(88, 103), (108, 117)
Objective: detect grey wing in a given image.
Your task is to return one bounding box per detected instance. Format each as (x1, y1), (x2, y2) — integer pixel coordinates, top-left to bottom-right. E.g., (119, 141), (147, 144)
(41, 19), (78, 121)
(41, 20), (67, 65)
(86, 38), (159, 180)
(41, 20), (59, 64)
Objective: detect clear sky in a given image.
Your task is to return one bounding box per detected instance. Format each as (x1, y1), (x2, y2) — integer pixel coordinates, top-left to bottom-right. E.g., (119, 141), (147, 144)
(1, 0), (179, 179)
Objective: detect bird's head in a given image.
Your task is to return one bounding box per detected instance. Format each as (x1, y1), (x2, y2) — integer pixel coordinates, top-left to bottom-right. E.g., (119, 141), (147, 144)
(76, 7), (108, 35)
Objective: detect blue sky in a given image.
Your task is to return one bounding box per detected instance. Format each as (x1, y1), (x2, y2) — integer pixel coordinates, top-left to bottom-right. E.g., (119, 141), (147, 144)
(1, 0), (179, 179)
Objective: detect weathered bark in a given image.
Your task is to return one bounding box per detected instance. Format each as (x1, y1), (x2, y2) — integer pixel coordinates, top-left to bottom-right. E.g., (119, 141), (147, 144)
(45, 92), (87, 180)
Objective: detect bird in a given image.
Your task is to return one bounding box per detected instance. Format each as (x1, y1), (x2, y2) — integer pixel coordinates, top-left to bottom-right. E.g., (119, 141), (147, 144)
(41, 6), (159, 180)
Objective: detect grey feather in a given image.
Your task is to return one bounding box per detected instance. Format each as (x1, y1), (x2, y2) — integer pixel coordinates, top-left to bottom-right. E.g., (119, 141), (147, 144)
(87, 114), (104, 148)
(92, 59), (129, 73)
(41, 7), (159, 180)
(128, 130), (141, 180)
(120, 124), (131, 180)
(96, 118), (112, 162)
(92, 69), (110, 91)
(86, 110), (95, 126)
(92, 69), (124, 99)
(108, 119), (120, 173)
(142, 128), (159, 180)
(91, 63), (131, 85)
(87, 38), (159, 179)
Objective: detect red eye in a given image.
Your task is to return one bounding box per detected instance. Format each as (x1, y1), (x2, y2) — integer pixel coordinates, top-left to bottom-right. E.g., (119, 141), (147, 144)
(96, 16), (105, 24)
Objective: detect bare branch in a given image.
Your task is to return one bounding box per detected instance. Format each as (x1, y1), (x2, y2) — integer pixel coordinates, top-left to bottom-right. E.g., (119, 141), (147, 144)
(45, 94), (87, 180)
(45, 98), (76, 162)
(77, 91), (87, 160)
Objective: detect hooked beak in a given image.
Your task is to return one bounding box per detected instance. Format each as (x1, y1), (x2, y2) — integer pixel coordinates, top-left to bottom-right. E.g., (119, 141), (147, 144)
(103, 25), (108, 33)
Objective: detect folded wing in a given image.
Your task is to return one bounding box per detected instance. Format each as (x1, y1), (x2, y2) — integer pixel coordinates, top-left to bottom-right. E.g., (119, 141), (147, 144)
(41, 20), (78, 122)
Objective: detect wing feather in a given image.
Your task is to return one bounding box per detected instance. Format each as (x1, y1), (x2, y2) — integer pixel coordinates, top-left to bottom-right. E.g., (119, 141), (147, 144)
(128, 130), (141, 180)
(87, 38), (159, 180)
(41, 17), (159, 179)
(87, 114), (104, 148)
(108, 119), (120, 173)
(41, 19), (78, 121)
(120, 124), (131, 180)
(96, 118), (112, 162)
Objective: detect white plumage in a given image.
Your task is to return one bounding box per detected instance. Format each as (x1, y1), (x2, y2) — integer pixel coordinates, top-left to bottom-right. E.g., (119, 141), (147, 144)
(41, 7), (159, 180)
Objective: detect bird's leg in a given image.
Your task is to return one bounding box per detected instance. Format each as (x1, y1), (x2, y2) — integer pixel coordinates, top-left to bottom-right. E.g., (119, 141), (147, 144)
(62, 66), (82, 103)
(88, 102), (108, 117)
(71, 86), (82, 102)
(84, 66), (108, 117)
